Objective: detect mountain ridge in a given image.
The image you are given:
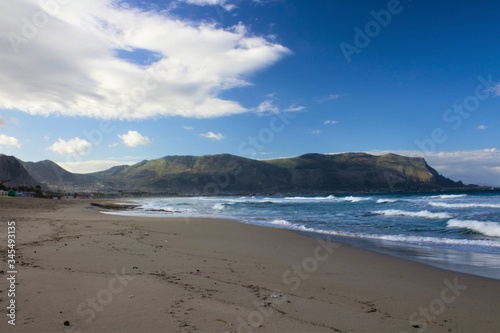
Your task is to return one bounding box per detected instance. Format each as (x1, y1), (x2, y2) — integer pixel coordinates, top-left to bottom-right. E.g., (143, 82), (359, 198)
(2, 152), (490, 194)
(88, 152), (468, 194)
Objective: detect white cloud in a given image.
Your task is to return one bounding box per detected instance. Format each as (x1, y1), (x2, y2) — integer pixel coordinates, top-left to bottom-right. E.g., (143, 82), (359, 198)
(477, 124), (488, 130)
(311, 130), (321, 135)
(0, 134), (21, 148)
(200, 131), (225, 141)
(324, 120), (339, 125)
(256, 100), (280, 114)
(183, 126), (194, 131)
(118, 130), (152, 147)
(365, 149), (500, 187)
(0, 0), (290, 120)
(0, 116), (6, 126)
(48, 138), (92, 155)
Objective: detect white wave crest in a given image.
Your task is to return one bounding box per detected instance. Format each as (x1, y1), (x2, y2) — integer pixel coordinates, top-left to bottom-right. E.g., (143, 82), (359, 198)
(341, 196), (372, 202)
(373, 209), (452, 219)
(283, 195), (336, 201)
(447, 219), (500, 237)
(430, 202), (500, 209)
(282, 195), (371, 203)
(271, 219), (294, 227)
(376, 199), (397, 204)
(430, 194), (468, 199)
(212, 203), (226, 210)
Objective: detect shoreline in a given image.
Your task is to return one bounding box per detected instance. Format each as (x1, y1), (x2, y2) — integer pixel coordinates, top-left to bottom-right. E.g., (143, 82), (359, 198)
(1, 197), (499, 332)
(295, 230), (500, 281)
(101, 194), (500, 281)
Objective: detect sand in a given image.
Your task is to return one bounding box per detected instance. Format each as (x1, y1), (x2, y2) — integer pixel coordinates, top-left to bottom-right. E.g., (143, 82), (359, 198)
(0, 197), (499, 333)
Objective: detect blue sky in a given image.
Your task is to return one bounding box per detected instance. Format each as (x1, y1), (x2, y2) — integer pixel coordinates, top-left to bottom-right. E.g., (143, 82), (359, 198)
(0, 0), (499, 185)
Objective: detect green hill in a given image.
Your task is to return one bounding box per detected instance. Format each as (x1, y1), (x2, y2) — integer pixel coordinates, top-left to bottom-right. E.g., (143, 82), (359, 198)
(90, 152), (466, 194)
(5, 152), (472, 194)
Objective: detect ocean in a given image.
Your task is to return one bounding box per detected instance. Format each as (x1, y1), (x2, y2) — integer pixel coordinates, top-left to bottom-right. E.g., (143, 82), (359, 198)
(104, 191), (500, 280)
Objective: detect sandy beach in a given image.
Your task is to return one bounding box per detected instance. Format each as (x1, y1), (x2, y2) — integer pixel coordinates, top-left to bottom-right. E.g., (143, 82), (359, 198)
(1, 197), (499, 333)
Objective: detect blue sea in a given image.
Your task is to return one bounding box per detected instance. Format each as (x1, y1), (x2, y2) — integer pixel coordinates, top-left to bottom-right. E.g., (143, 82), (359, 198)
(105, 191), (500, 280)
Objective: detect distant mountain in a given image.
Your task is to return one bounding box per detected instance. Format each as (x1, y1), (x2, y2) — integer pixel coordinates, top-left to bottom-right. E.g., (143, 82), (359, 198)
(90, 152), (467, 194)
(3, 152), (476, 194)
(20, 159), (99, 191)
(0, 156), (98, 191)
(0, 155), (39, 187)
(89, 154), (290, 194)
(22, 160), (81, 184)
(265, 153), (461, 192)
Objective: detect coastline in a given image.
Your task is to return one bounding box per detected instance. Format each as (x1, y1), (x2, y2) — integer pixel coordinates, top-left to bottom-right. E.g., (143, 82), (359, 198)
(1, 198), (499, 332)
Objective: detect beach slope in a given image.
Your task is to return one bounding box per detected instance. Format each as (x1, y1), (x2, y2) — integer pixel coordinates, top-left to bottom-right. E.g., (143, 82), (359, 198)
(0, 198), (499, 332)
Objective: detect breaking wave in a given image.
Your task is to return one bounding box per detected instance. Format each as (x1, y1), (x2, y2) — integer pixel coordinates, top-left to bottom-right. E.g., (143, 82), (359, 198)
(373, 209), (452, 219)
(271, 219), (294, 227)
(430, 202), (500, 209)
(376, 199), (397, 204)
(430, 194), (468, 199)
(447, 219), (500, 237)
(282, 195), (371, 203)
(275, 223), (500, 250)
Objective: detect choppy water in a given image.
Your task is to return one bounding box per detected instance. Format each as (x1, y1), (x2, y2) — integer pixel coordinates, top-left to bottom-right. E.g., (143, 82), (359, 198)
(105, 191), (500, 280)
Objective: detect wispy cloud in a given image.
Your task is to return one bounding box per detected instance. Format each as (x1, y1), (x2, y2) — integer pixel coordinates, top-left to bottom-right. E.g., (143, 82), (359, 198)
(0, 0), (290, 120)
(491, 84), (500, 96)
(181, 0), (237, 11)
(0, 116), (6, 127)
(285, 104), (305, 112)
(0, 134), (21, 148)
(118, 131), (152, 147)
(200, 131), (225, 141)
(476, 125), (488, 130)
(256, 100), (280, 114)
(183, 126), (194, 131)
(324, 120), (339, 125)
(255, 99), (304, 114)
(318, 93), (345, 103)
(48, 138), (91, 155)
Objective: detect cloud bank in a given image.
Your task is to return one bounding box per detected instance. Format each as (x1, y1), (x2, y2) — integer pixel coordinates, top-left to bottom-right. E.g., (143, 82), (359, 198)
(0, 0), (290, 120)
